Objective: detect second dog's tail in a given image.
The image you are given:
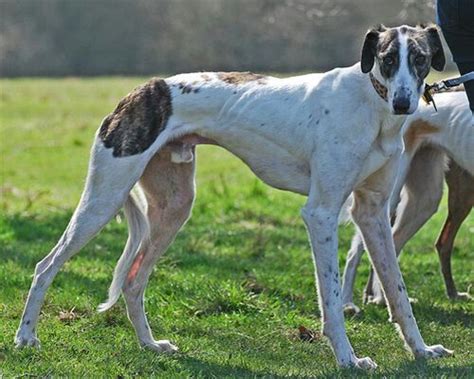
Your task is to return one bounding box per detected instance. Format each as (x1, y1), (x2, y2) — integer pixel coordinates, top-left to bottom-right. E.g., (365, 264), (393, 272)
(97, 190), (149, 312)
(338, 194), (354, 225)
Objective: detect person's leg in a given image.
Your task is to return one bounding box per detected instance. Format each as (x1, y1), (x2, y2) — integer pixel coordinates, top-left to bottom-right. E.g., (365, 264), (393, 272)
(437, 0), (474, 114)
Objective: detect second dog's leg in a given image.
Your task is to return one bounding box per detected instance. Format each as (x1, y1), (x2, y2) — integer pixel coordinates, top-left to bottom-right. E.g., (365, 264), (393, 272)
(122, 147), (195, 352)
(341, 232), (364, 314)
(15, 142), (150, 348)
(436, 161), (473, 300)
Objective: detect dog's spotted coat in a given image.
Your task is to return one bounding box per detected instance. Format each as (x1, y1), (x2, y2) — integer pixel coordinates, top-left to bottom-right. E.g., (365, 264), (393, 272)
(98, 78), (172, 157)
(16, 24), (453, 370)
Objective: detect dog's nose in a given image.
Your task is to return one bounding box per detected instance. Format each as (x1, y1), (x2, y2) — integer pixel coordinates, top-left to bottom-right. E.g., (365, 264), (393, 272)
(392, 97), (410, 114)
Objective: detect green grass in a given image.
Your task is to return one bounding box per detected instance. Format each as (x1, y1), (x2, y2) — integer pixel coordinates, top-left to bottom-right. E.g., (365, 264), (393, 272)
(0, 76), (473, 377)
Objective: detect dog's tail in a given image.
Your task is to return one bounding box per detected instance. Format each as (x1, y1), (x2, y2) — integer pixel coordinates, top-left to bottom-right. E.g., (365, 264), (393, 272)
(98, 190), (150, 312)
(338, 194), (354, 225)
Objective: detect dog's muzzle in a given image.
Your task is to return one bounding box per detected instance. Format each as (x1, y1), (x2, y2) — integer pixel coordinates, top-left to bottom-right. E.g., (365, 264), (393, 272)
(392, 89), (412, 114)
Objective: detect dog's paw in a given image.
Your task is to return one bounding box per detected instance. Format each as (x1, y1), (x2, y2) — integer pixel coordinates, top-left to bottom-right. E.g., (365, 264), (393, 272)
(366, 295), (417, 306)
(415, 344), (453, 359)
(15, 330), (41, 349)
(143, 340), (178, 354)
(345, 356), (377, 370)
(343, 302), (361, 316)
(366, 295), (386, 306)
(408, 296), (418, 304)
(449, 291), (471, 301)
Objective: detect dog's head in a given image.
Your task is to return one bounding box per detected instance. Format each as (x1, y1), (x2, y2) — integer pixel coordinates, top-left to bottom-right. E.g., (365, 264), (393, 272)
(361, 24), (445, 115)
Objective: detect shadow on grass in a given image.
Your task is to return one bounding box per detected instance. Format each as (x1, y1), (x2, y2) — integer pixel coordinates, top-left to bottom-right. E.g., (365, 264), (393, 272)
(176, 355), (286, 378)
(1, 209), (307, 278)
(390, 358), (473, 377)
(356, 295), (473, 327)
(2, 211), (126, 264)
(413, 301), (473, 328)
(1, 212), (127, 302)
(2, 211), (471, 329)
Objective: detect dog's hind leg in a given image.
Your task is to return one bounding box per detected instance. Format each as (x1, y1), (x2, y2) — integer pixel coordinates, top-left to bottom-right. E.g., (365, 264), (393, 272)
(15, 140), (153, 348)
(436, 160), (473, 300)
(15, 77), (176, 348)
(119, 146), (195, 353)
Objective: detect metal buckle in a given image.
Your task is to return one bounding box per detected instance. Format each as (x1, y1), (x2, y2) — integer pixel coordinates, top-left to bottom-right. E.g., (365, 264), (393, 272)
(422, 84), (437, 111)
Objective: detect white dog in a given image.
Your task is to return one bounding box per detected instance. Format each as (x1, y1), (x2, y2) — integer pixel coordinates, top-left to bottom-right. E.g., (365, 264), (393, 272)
(342, 90), (473, 312)
(15, 25), (452, 369)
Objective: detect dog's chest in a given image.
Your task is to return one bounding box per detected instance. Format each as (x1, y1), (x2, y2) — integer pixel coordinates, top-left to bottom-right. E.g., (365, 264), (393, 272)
(357, 122), (404, 184)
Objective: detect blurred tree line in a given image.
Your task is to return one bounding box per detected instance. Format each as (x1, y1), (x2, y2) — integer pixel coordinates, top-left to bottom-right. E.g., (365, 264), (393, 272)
(0, 0), (440, 77)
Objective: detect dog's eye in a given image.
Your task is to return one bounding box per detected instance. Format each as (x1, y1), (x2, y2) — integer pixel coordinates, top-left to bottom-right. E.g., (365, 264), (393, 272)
(415, 55), (426, 65)
(383, 56), (395, 66)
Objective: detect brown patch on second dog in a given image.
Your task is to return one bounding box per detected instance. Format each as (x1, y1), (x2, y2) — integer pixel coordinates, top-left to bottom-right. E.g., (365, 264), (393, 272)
(98, 78), (172, 157)
(403, 119), (438, 152)
(217, 71), (266, 85)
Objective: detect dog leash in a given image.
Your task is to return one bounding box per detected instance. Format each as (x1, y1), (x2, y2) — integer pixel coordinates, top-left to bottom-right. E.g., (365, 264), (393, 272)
(423, 71), (474, 111)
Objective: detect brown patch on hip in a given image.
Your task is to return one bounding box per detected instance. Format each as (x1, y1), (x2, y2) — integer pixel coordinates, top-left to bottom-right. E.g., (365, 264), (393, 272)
(98, 78), (172, 157)
(403, 119), (439, 152)
(217, 71), (266, 85)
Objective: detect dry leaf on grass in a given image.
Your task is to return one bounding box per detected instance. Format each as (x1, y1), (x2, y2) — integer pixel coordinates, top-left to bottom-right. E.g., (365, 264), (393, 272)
(298, 325), (320, 343)
(59, 307), (77, 322)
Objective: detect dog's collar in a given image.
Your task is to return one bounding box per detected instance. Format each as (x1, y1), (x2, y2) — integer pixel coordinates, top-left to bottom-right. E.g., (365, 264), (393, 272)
(369, 73), (388, 102)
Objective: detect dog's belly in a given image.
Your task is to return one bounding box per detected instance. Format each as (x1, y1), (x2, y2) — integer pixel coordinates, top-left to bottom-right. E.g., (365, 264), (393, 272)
(232, 148), (311, 195)
(174, 133), (311, 194)
(209, 127), (313, 194)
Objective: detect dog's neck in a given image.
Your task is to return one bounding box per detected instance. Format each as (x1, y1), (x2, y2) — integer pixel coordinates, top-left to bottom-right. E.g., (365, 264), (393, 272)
(369, 73), (388, 102)
(367, 64), (390, 103)
(359, 66), (407, 144)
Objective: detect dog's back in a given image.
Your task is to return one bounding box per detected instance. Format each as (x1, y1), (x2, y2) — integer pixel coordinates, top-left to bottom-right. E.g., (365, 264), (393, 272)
(404, 91), (473, 174)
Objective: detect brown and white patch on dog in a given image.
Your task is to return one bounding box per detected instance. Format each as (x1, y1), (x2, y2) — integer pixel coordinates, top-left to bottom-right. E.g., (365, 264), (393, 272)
(98, 78), (172, 157)
(200, 73), (212, 82)
(403, 119), (438, 152)
(217, 71), (266, 85)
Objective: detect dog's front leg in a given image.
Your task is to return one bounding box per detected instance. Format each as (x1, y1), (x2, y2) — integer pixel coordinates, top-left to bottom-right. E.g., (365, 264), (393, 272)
(352, 159), (453, 360)
(301, 195), (376, 370)
(366, 147), (446, 305)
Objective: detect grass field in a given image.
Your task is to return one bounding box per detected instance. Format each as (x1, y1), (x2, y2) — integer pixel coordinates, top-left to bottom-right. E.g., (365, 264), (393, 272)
(0, 75), (473, 377)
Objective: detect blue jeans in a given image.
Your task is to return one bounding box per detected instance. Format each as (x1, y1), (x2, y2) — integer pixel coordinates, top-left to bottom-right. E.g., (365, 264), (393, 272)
(437, 0), (474, 112)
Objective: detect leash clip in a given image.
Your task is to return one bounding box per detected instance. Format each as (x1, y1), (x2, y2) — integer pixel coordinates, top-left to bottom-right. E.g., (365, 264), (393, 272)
(423, 71), (474, 112)
(422, 84), (438, 112)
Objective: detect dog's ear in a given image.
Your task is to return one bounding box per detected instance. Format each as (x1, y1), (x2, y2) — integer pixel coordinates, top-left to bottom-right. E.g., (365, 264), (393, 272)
(361, 25), (384, 73)
(425, 24), (445, 71)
